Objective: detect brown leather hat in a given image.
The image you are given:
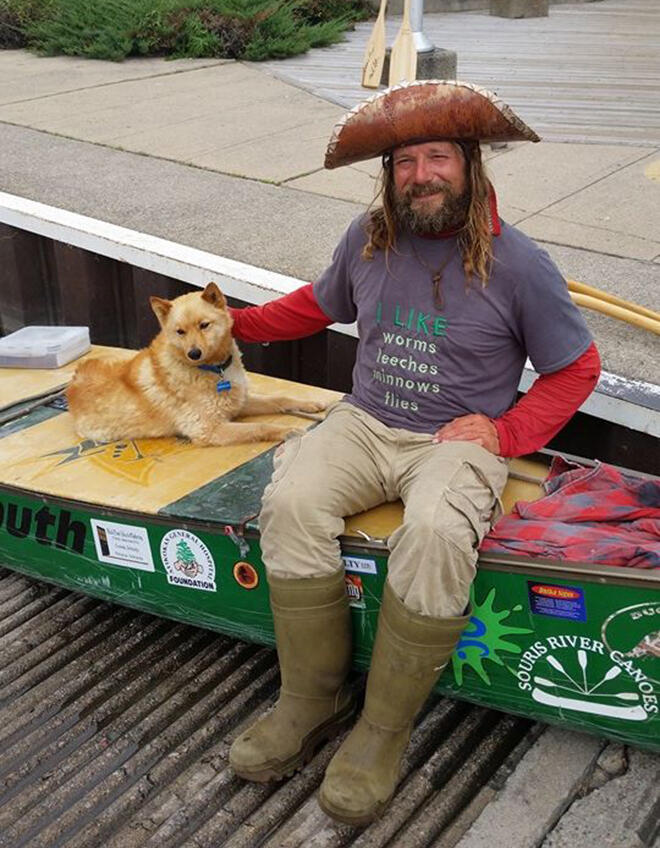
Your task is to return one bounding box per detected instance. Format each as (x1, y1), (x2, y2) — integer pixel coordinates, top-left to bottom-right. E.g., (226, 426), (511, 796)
(325, 79), (540, 169)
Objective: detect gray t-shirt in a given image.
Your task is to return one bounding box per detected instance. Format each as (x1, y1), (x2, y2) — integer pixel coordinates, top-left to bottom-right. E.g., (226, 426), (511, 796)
(313, 216), (593, 434)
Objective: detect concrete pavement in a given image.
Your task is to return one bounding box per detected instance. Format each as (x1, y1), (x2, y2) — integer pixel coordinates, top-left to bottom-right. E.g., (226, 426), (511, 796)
(0, 45), (658, 382)
(0, 3), (658, 846)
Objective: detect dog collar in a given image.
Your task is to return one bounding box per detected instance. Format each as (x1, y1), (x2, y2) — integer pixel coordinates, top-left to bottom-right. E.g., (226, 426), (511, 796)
(198, 354), (232, 375)
(198, 355), (233, 392)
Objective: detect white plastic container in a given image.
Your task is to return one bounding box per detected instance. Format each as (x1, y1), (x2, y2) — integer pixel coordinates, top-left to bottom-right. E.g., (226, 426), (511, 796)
(0, 326), (91, 369)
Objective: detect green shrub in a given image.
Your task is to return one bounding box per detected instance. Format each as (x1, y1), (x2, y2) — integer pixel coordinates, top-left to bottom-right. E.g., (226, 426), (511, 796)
(26, 0), (147, 59)
(295, 0), (370, 26)
(0, 0), (370, 61)
(243, 2), (346, 61)
(0, 0), (53, 48)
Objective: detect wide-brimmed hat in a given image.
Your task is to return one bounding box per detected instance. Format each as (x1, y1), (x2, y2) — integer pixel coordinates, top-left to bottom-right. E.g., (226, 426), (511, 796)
(325, 79), (540, 170)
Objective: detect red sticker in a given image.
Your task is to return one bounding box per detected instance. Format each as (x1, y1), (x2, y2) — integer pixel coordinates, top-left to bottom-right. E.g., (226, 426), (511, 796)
(531, 584), (581, 601)
(345, 574), (365, 608)
(233, 561), (259, 589)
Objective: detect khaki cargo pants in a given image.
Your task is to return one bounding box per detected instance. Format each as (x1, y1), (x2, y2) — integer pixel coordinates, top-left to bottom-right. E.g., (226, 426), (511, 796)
(259, 402), (508, 618)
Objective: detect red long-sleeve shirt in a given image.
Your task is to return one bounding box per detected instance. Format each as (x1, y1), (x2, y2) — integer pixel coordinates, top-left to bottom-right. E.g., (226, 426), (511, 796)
(230, 284), (600, 458)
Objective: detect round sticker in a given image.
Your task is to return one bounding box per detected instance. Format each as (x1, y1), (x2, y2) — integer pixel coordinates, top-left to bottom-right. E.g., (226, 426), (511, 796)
(233, 561), (259, 589)
(602, 602), (660, 685)
(160, 529), (216, 592)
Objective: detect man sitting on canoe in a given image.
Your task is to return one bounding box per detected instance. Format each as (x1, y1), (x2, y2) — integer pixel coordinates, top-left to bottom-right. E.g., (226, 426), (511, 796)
(227, 80), (601, 826)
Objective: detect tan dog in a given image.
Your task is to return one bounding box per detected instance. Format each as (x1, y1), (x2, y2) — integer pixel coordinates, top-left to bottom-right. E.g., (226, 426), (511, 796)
(67, 282), (329, 446)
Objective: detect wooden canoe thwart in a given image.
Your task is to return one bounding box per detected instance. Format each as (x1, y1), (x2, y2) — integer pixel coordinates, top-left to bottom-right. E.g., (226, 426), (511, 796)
(0, 349), (658, 753)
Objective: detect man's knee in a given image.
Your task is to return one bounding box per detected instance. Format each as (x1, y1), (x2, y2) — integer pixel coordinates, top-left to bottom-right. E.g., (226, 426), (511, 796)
(262, 475), (331, 533)
(392, 508), (476, 557)
(386, 505), (479, 612)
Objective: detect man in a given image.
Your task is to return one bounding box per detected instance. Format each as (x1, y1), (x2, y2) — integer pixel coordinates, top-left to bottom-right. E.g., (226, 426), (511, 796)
(228, 81), (600, 825)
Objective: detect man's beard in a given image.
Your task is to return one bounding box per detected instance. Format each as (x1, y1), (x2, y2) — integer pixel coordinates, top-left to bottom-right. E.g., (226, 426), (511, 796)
(393, 181), (471, 234)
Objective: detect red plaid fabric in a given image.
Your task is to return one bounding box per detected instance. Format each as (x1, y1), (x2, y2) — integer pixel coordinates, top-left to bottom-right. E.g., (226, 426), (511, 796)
(481, 457), (660, 569)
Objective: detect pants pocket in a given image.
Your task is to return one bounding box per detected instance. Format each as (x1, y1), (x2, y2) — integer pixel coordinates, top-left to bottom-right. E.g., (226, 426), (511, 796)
(467, 455), (509, 523)
(441, 459), (507, 547)
(261, 430), (304, 503)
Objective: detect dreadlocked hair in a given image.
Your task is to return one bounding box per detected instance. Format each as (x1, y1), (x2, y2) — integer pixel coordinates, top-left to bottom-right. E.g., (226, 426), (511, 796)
(361, 141), (494, 287)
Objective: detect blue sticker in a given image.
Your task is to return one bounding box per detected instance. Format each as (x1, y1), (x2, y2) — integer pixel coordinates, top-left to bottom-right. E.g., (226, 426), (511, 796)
(527, 581), (587, 622)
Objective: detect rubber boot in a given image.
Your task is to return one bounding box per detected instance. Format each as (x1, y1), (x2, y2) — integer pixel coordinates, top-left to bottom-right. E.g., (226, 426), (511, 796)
(319, 581), (469, 825)
(229, 570), (355, 782)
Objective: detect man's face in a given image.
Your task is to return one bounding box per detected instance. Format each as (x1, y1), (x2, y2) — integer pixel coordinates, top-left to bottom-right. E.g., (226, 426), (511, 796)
(391, 141), (470, 233)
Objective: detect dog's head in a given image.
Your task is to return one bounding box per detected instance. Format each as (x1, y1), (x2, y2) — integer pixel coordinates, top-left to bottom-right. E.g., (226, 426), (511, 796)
(150, 283), (234, 365)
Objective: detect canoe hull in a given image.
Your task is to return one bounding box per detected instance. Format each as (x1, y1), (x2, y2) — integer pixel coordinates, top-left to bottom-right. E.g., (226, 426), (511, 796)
(2, 484), (658, 753)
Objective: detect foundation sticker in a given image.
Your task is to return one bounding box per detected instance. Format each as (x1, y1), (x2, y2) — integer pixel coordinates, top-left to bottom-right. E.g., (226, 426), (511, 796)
(342, 556), (378, 575)
(345, 574), (366, 609)
(160, 529), (216, 591)
(233, 561), (259, 590)
(91, 519), (154, 572)
(515, 634), (658, 722)
(528, 582), (587, 622)
(452, 586), (533, 685)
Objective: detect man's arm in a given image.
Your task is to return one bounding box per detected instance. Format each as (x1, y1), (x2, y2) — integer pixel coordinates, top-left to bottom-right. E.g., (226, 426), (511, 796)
(434, 342), (601, 457)
(230, 284), (332, 343)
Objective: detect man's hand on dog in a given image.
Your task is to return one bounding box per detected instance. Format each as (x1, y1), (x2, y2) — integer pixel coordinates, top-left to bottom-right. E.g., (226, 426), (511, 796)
(433, 413), (500, 455)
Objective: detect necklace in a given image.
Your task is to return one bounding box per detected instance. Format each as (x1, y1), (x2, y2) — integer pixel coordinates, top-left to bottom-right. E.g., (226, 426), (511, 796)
(408, 236), (459, 310)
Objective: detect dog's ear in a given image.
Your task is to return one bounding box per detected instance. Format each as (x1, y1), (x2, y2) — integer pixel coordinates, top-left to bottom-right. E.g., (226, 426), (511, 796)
(150, 296), (172, 326)
(201, 282), (227, 310)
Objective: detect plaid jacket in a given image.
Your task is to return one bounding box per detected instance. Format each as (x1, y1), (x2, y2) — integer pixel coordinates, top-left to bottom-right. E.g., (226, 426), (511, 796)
(481, 457), (660, 569)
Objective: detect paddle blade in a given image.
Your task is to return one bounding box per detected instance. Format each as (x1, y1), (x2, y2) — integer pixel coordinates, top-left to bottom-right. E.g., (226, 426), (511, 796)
(388, 23), (417, 86)
(362, 15), (386, 88)
(389, 0), (416, 86)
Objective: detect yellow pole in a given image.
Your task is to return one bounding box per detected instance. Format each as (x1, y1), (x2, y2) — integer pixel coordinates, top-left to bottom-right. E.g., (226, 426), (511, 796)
(567, 279), (660, 323)
(569, 292), (660, 335)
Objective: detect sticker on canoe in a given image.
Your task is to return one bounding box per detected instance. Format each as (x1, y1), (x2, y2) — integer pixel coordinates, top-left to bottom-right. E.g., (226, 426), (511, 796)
(528, 581), (587, 622)
(515, 634), (658, 722)
(451, 585), (532, 686)
(31, 437), (189, 486)
(90, 519), (154, 572)
(345, 574), (366, 609)
(342, 556), (377, 575)
(601, 601), (660, 686)
(233, 561), (259, 590)
(160, 529), (216, 592)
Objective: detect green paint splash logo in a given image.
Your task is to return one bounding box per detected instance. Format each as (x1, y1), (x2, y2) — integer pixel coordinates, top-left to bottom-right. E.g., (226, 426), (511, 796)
(452, 586), (532, 686)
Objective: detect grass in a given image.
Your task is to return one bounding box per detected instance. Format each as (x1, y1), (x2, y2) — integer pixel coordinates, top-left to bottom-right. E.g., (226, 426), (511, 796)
(0, 0), (371, 61)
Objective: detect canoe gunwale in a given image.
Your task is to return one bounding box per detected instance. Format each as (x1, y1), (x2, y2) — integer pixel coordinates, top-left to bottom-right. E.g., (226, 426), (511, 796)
(1, 481), (656, 589)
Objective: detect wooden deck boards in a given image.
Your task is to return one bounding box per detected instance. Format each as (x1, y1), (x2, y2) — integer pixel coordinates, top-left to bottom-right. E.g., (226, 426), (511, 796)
(255, 0), (660, 146)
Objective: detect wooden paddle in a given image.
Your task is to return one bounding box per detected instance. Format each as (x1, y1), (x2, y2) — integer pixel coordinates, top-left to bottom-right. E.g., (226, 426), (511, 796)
(388, 0), (417, 87)
(568, 279), (660, 323)
(362, 0), (388, 89)
(569, 292), (660, 335)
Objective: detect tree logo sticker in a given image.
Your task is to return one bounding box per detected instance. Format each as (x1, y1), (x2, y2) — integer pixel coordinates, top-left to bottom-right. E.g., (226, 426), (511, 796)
(160, 529), (216, 591)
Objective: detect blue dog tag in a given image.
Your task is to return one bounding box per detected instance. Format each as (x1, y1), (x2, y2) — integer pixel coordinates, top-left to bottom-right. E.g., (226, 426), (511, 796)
(216, 380), (232, 393)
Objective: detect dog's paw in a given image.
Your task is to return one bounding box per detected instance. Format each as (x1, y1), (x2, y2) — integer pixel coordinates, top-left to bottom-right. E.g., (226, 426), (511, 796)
(291, 398), (332, 414)
(264, 425), (304, 442)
